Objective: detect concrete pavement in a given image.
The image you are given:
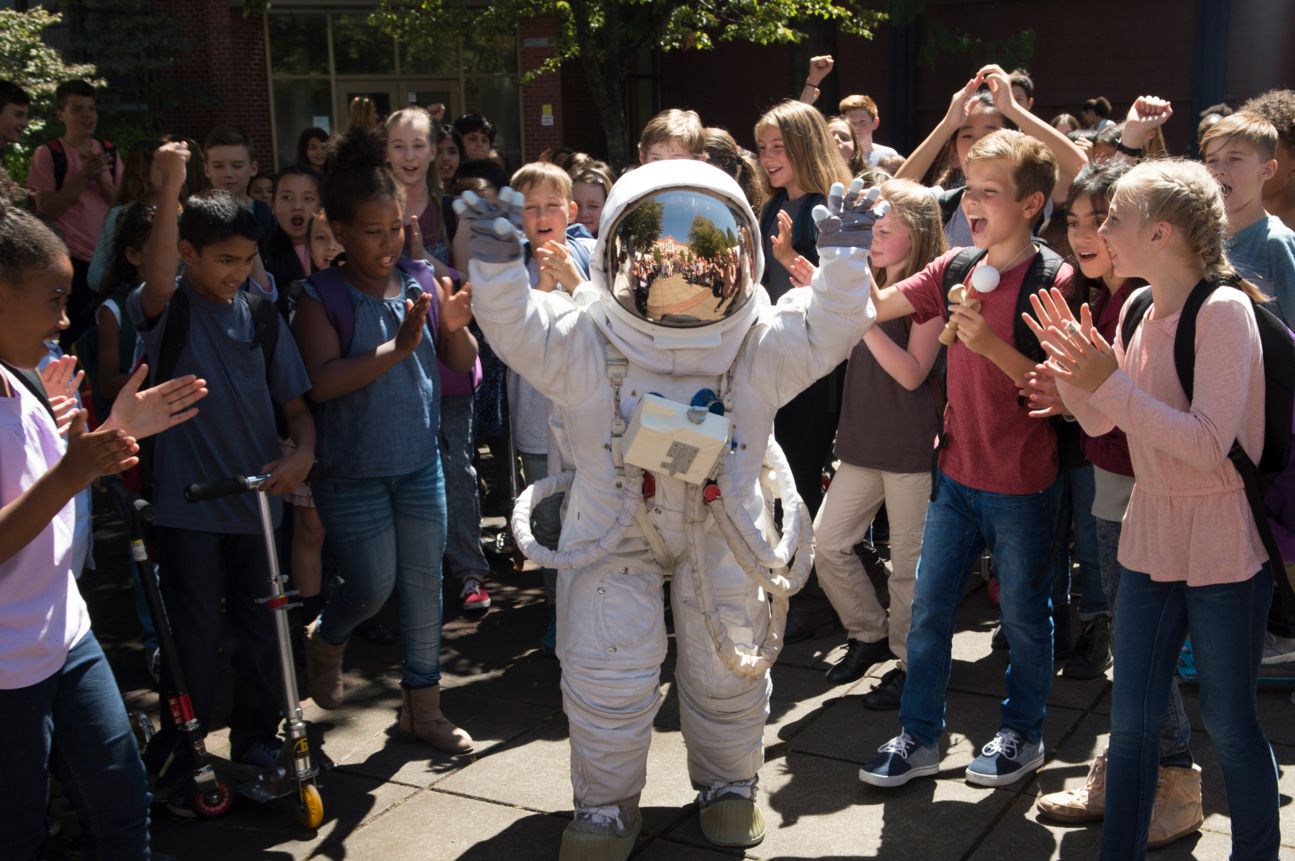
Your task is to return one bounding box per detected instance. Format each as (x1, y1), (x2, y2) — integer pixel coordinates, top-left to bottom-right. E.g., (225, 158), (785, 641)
(71, 512), (1295, 861)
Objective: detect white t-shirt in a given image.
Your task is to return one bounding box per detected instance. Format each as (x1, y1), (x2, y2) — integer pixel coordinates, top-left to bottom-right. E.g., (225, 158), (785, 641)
(0, 365), (91, 689)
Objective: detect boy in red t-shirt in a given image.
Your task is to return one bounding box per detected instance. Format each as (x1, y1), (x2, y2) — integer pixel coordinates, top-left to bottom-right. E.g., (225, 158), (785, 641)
(859, 126), (1075, 790)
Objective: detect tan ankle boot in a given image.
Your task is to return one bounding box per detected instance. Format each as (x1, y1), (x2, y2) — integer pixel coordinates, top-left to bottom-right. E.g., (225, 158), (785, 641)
(305, 619), (346, 709)
(1037, 750), (1106, 822)
(398, 685), (473, 754)
(1147, 763), (1204, 848)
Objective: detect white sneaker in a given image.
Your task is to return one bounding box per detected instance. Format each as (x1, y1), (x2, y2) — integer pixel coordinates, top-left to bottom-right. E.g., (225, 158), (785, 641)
(1261, 631), (1295, 665)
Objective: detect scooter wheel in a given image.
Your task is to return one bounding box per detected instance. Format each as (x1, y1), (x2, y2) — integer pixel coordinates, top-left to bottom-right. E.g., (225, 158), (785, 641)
(296, 781), (324, 829)
(193, 779), (234, 818)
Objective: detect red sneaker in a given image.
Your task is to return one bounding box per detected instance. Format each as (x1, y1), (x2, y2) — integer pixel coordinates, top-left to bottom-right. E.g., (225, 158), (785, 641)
(461, 577), (492, 612)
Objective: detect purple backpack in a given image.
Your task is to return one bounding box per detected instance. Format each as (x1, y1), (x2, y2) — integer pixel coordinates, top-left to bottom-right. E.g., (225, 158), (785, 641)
(307, 256), (481, 396)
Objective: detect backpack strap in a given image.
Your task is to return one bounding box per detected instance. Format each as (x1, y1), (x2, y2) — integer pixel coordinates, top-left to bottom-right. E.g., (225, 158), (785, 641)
(1170, 279), (1221, 403)
(152, 288), (191, 386)
(1012, 244), (1066, 365)
(305, 266), (357, 356)
(1119, 288), (1154, 350)
(47, 139), (69, 192)
(2, 363), (55, 421)
(245, 291), (280, 371)
(940, 247), (987, 315)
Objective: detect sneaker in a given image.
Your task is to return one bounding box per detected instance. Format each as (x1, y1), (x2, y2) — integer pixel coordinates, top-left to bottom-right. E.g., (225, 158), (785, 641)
(1261, 631), (1295, 665)
(461, 577), (492, 613)
(698, 779), (764, 848)
(1063, 615), (1113, 680)
(1147, 764), (1204, 848)
(859, 731), (939, 788)
(862, 667), (905, 711)
(560, 802), (642, 860)
(966, 728), (1045, 787)
(234, 737), (283, 770)
(1036, 750), (1106, 822)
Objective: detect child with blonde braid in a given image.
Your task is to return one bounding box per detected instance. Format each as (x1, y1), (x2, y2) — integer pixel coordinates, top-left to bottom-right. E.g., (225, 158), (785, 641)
(1027, 159), (1281, 860)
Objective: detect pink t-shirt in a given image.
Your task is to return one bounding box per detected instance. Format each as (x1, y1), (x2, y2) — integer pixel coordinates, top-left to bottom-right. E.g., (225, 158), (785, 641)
(1058, 286), (1267, 585)
(897, 248), (1075, 495)
(26, 139), (124, 261)
(0, 366), (90, 689)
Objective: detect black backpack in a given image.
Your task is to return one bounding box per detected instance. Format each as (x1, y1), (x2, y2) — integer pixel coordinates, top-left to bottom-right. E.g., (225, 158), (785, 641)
(1120, 280), (1295, 597)
(938, 245), (1086, 482)
(46, 138), (118, 191)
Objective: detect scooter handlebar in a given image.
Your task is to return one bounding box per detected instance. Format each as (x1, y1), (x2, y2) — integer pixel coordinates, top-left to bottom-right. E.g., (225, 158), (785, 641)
(185, 475), (268, 502)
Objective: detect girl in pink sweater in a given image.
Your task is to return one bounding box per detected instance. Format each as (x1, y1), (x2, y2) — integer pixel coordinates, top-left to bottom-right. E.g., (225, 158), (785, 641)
(1027, 159), (1280, 861)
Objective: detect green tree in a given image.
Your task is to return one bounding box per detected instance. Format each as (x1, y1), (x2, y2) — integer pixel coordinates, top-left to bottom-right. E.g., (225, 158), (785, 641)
(370, 0), (885, 165)
(687, 214), (729, 262)
(0, 8), (99, 182)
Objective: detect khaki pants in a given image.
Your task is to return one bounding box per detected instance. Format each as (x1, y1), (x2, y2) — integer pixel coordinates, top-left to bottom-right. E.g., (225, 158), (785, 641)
(812, 464), (930, 668)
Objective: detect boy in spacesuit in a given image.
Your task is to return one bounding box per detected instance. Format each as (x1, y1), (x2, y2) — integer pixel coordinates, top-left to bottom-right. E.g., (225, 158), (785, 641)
(461, 160), (882, 860)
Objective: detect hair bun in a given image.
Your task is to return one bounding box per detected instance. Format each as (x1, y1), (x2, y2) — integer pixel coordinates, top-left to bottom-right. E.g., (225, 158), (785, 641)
(327, 127), (388, 175)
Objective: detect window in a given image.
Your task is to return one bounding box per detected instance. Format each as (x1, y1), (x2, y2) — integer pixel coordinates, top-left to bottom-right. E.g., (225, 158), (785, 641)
(265, 11), (521, 170)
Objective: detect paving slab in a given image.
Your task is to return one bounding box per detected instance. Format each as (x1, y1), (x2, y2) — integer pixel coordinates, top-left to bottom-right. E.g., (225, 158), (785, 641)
(788, 686), (1086, 784)
(664, 750), (1020, 861)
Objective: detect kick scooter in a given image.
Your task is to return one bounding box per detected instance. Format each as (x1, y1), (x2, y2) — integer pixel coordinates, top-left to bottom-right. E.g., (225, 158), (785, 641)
(185, 472), (328, 828)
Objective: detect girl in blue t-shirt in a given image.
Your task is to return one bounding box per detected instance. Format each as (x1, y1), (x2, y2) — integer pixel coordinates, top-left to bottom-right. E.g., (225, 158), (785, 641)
(292, 128), (478, 753)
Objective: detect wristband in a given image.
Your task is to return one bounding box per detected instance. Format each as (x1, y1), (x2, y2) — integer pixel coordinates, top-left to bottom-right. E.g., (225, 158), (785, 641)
(804, 81), (820, 90)
(1114, 138), (1143, 158)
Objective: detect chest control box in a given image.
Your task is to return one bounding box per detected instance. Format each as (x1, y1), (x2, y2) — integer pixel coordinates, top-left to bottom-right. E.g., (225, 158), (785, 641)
(623, 393), (730, 485)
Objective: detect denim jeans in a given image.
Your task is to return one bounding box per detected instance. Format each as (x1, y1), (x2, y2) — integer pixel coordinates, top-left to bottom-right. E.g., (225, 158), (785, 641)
(313, 458), (447, 689)
(0, 632), (152, 860)
(1052, 465), (1106, 619)
(1103, 565), (1279, 861)
(1095, 517), (1191, 761)
(439, 393), (490, 586)
(900, 470), (1060, 747)
(147, 527), (282, 765)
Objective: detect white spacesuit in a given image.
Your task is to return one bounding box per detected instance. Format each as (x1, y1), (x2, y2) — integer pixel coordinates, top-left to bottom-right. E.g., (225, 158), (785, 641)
(463, 161), (880, 860)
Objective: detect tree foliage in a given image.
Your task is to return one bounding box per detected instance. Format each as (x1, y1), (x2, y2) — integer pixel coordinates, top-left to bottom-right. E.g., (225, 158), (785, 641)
(0, 8), (99, 182)
(371, 0), (885, 164)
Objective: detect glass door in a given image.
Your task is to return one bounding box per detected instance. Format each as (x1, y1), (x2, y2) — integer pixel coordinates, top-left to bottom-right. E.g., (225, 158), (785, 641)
(336, 82), (400, 127)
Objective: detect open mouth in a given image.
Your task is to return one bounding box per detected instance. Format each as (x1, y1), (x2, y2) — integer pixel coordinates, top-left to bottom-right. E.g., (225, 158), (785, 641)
(378, 255), (395, 268)
(290, 215), (305, 231)
(1076, 250), (1099, 263)
(969, 216), (988, 237)
(1218, 182), (1232, 200)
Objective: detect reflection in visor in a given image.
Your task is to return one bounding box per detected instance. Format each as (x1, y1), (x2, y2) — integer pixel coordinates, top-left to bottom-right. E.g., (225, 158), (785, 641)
(608, 188), (757, 328)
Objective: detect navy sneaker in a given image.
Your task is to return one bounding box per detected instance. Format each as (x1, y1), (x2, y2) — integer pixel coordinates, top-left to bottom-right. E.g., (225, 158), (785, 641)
(234, 737), (283, 770)
(859, 731), (939, 788)
(965, 728), (1045, 787)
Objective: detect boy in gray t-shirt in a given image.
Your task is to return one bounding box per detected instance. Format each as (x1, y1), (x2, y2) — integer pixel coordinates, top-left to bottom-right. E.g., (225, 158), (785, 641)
(128, 142), (316, 790)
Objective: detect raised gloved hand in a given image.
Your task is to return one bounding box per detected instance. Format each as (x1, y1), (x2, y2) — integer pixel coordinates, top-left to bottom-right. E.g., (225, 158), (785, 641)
(812, 179), (891, 251)
(452, 186), (526, 264)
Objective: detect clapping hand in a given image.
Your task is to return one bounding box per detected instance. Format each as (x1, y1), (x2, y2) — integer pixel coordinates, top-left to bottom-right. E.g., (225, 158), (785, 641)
(441, 277), (473, 332)
(1022, 287), (1118, 393)
(102, 364), (208, 440)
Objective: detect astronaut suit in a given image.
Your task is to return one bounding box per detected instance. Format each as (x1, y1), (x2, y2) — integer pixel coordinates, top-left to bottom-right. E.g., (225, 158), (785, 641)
(461, 161), (881, 859)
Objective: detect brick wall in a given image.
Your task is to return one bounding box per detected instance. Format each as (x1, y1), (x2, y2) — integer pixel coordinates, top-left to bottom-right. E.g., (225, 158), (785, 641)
(518, 17), (564, 162)
(153, 1), (272, 166)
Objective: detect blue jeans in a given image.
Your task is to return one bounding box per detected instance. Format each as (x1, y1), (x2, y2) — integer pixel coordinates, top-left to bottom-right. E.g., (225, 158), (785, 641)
(1095, 517), (1191, 761)
(0, 632), (152, 860)
(313, 458), (447, 689)
(439, 394), (490, 586)
(1052, 465), (1106, 619)
(901, 470), (1060, 747)
(1103, 565), (1279, 861)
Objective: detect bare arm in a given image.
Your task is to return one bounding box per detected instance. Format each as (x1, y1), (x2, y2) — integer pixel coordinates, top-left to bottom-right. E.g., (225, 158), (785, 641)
(981, 66), (1087, 180)
(140, 142), (191, 322)
(291, 292), (424, 403)
(873, 282), (918, 323)
(862, 316), (943, 390)
(895, 76), (981, 183)
(95, 305), (130, 401)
